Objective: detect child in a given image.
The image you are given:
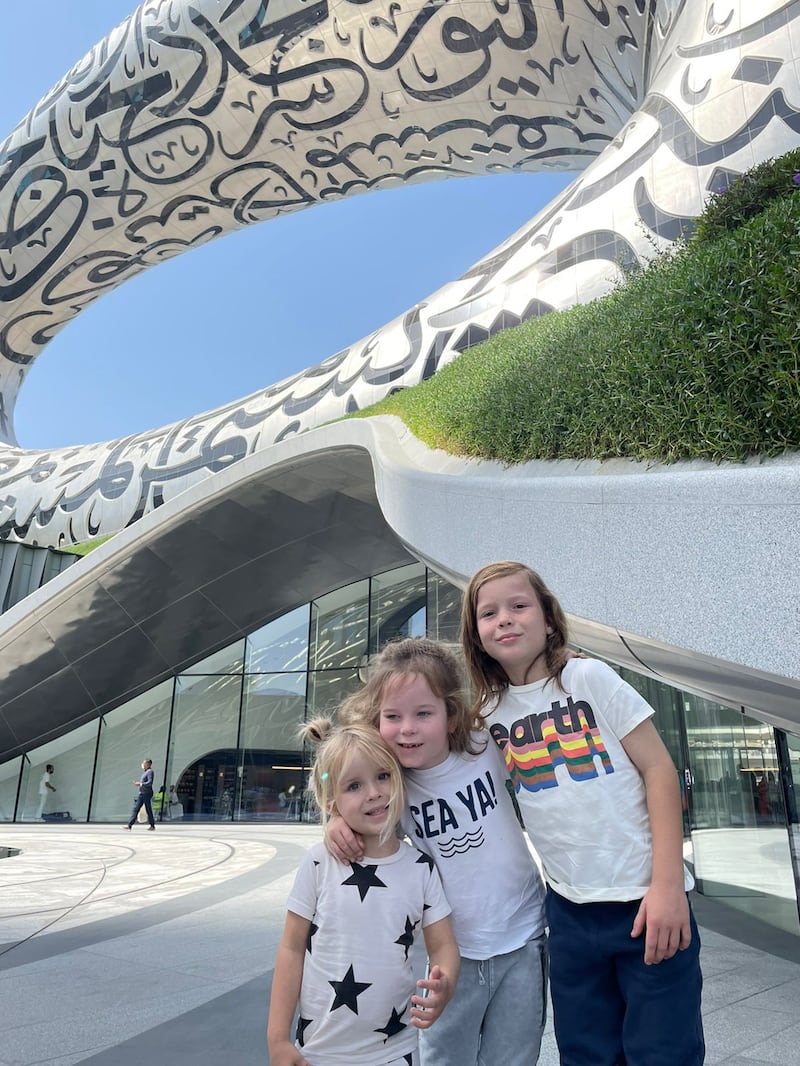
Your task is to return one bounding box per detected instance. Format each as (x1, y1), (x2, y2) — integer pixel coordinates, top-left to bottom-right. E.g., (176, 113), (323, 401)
(461, 560), (704, 1066)
(330, 638), (548, 1066)
(267, 717), (459, 1066)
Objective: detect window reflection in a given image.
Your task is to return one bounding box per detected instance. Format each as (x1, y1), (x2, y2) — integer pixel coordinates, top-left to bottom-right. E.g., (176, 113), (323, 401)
(307, 669), (361, 719)
(686, 697), (799, 934)
(369, 563), (426, 654)
(0, 756), (22, 822)
(91, 681), (172, 822)
(309, 581), (369, 670)
(427, 571), (462, 642)
(182, 640), (245, 675)
(21, 723), (99, 823)
(247, 605), (310, 673)
(168, 674), (241, 819)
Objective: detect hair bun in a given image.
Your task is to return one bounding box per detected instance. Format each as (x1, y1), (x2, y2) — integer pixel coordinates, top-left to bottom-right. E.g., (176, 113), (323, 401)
(301, 716), (335, 745)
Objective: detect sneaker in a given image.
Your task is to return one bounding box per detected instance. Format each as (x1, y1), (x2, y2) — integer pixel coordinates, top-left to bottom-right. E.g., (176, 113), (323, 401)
(123, 826), (131, 831)
(147, 825), (155, 831)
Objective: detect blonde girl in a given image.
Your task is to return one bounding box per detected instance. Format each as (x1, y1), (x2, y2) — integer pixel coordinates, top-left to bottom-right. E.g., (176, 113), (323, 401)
(461, 560), (704, 1066)
(330, 638), (548, 1066)
(267, 717), (459, 1066)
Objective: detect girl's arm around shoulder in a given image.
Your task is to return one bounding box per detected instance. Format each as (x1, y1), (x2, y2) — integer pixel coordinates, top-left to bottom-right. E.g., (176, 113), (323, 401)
(411, 916), (460, 1029)
(326, 812), (406, 864)
(267, 910), (311, 1066)
(621, 719), (692, 966)
(325, 810), (365, 863)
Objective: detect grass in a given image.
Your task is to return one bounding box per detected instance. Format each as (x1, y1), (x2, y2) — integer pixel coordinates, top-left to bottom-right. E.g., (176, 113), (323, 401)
(59, 535), (115, 556)
(351, 177), (800, 465)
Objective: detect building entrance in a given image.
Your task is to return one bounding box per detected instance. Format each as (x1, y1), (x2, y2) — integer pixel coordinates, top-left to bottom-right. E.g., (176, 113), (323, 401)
(173, 749), (308, 821)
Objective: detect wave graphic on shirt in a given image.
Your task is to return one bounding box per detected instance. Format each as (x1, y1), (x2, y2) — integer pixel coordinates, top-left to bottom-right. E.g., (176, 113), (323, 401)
(437, 829), (485, 857)
(498, 716), (614, 793)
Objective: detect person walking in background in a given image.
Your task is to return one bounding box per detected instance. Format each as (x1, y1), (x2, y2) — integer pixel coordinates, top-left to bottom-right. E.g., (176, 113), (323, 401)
(267, 717), (459, 1066)
(36, 764), (56, 819)
(124, 758), (156, 831)
(461, 560), (704, 1066)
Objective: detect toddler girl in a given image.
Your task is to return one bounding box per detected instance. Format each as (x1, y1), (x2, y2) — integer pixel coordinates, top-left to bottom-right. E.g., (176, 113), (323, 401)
(267, 717), (459, 1066)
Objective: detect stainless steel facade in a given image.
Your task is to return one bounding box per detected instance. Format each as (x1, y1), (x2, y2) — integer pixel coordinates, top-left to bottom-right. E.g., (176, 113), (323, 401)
(0, 1), (797, 542)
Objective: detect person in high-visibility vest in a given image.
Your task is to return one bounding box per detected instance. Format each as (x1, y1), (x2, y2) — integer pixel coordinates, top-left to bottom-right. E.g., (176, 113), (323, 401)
(152, 786), (168, 821)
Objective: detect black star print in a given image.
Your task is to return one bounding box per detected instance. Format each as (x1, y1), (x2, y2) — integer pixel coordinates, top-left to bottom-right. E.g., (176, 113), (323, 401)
(329, 964), (372, 1014)
(375, 1005), (408, 1041)
(394, 915), (417, 960)
(416, 851), (435, 871)
(306, 921), (318, 954)
(295, 1016), (312, 1046)
(341, 861), (387, 901)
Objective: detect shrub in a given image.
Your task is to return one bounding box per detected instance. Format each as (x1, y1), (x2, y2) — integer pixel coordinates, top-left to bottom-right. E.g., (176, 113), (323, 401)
(358, 192), (800, 464)
(692, 147), (800, 244)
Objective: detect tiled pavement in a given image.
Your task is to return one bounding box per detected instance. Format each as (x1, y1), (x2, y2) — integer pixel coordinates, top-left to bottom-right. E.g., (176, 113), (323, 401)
(0, 824), (799, 1066)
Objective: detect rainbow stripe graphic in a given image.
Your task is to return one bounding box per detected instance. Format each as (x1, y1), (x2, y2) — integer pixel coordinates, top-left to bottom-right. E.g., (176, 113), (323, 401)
(497, 708), (614, 793)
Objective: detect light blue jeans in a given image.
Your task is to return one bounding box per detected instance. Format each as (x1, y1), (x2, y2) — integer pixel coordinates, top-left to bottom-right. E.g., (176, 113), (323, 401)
(419, 934), (548, 1066)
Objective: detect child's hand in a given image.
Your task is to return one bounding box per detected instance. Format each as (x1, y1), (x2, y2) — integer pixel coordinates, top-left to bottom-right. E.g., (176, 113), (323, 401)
(267, 1040), (309, 1066)
(325, 812), (365, 863)
(630, 882), (692, 964)
(410, 964), (452, 1028)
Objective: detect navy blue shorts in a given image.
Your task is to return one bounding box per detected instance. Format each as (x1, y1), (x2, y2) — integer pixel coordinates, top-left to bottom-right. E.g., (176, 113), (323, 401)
(545, 888), (704, 1066)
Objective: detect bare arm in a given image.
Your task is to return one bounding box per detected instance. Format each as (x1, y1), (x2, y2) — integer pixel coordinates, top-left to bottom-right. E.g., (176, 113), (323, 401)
(47, 782), (56, 792)
(267, 911), (311, 1066)
(621, 719), (691, 965)
(411, 917), (460, 1029)
(325, 811), (366, 863)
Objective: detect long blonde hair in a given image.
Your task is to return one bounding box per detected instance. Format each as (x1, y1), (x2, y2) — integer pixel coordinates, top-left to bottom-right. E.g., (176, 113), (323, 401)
(339, 637), (484, 754)
(461, 561), (570, 714)
(301, 717), (406, 844)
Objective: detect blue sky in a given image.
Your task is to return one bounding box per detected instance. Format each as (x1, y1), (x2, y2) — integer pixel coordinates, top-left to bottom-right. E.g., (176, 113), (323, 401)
(2, 2), (575, 450)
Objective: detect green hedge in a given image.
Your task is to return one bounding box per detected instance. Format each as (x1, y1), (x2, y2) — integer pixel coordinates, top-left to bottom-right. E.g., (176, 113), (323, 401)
(356, 191), (800, 464)
(693, 148), (800, 244)
(60, 534), (115, 556)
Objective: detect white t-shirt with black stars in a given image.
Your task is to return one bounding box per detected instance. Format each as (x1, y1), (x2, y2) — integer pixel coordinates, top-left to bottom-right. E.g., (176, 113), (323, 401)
(287, 840), (451, 1066)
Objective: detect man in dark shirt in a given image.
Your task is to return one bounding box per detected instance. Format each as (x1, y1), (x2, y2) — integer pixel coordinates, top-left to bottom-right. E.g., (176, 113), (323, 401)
(125, 758), (156, 830)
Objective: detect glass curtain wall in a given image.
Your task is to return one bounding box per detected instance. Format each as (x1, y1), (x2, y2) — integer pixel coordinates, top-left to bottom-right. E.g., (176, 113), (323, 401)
(426, 571), (462, 643)
(684, 696), (799, 934)
(1, 564), (428, 825)
(780, 732), (800, 914)
(167, 673), (242, 819)
(20, 722), (99, 823)
(239, 673), (306, 819)
(0, 756), (22, 822)
(369, 564), (427, 652)
(90, 681), (174, 822)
